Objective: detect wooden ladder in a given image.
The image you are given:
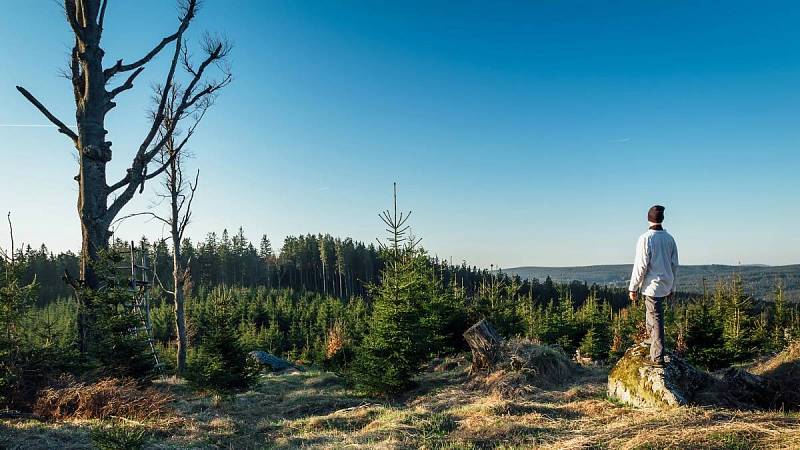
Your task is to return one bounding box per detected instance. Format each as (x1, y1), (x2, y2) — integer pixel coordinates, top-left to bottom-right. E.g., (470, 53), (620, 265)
(128, 241), (164, 373)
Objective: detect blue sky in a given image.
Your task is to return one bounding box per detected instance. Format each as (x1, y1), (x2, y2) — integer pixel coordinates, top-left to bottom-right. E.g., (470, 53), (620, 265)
(1, 1), (799, 267)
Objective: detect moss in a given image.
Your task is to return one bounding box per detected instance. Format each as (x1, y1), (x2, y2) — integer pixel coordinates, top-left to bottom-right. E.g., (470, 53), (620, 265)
(608, 345), (669, 407)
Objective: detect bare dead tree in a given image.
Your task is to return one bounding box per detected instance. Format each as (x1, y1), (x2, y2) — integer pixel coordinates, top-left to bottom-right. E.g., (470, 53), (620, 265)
(16, 0), (230, 352)
(3, 213), (14, 264)
(112, 78), (223, 374)
(152, 83), (210, 375)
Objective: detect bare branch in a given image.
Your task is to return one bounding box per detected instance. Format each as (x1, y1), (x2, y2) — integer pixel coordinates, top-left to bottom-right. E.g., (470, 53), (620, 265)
(178, 170), (199, 238)
(135, 35), (185, 168)
(110, 211), (170, 228)
(105, 33), (186, 219)
(15, 86), (78, 143)
(103, 0), (197, 80)
(98, 0), (108, 32)
(6, 212), (14, 264)
(107, 66), (144, 99)
(141, 41), (230, 163)
(107, 31), (231, 224)
(107, 121), (192, 193)
(151, 245), (176, 295)
(154, 270), (175, 295)
(107, 171), (131, 193)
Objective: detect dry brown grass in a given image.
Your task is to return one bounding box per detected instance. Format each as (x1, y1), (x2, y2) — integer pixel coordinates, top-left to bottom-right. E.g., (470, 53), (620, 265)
(32, 375), (174, 421)
(2, 353), (800, 449)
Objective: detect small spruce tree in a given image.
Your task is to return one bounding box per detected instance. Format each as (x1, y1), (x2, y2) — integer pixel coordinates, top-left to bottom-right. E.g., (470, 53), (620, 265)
(186, 289), (257, 394)
(0, 248), (38, 407)
(352, 184), (428, 395)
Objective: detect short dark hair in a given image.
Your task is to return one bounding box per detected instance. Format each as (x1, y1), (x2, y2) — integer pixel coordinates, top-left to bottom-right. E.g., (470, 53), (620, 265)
(648, 205), (665, 223)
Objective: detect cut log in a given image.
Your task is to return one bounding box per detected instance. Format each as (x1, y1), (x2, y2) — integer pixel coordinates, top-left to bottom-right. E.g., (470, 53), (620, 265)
(463, 319), (504, 371)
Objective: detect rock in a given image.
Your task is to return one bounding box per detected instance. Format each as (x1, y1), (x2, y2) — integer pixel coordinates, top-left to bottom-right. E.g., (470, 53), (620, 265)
(248, 350), (293, 372)
(607, 344), (712, 408)
(609, 342), (800, 410)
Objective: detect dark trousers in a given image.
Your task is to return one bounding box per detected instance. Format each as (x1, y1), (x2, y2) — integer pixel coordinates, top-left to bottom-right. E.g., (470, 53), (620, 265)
(645, 296), (666, 362)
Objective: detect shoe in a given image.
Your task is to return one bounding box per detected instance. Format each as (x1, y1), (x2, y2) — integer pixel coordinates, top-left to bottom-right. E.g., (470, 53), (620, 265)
(643, 358), (665, 368)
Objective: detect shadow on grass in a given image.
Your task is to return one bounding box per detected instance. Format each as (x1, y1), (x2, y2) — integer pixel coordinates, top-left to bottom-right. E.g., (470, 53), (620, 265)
(496, 401), (585, 420)
(0, 420), (92, 450)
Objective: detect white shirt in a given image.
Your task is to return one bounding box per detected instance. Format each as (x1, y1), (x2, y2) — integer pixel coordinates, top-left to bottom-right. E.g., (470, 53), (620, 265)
(628, 228), (679, 297)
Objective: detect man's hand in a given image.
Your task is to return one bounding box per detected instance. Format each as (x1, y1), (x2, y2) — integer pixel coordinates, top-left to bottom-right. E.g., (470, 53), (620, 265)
(629, 291), (638, 302)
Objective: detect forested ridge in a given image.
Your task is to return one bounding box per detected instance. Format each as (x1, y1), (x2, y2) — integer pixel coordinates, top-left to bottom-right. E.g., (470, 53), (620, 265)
(15, 228), (631, 309)
(505, 264), (800, 303)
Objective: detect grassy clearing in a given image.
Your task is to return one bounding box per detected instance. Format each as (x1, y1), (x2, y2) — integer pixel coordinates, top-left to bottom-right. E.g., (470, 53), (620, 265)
(2, 356), (799, 449)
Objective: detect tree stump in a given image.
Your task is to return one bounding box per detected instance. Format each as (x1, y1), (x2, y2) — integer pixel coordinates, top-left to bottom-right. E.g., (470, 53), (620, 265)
(463, 319), (504, 371)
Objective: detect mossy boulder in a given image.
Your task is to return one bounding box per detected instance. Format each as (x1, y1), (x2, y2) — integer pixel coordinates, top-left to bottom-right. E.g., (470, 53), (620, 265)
(607, 344), (711, 408)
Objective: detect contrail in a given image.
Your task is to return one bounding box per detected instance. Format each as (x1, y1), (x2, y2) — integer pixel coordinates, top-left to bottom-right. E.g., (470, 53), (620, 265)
(0, 124), (78, 128)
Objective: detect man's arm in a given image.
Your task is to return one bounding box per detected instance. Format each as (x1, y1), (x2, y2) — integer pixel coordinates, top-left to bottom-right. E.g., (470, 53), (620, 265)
(670, 238), (679, 295)
(629, 235), (649, 298)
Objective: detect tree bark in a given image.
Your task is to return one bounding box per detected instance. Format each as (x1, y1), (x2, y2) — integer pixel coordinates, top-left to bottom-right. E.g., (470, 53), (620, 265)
(463, 319), (504, 371)
(76, 2), (114, 290)
(172, 238), (187, 375)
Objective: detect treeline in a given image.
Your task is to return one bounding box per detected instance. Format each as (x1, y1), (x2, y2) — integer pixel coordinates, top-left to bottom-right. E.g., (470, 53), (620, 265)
(18, 228), (631, 310)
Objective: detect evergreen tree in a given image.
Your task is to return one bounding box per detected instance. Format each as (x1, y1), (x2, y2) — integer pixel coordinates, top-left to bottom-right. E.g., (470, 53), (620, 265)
(0, 249), (38, 407)
(684, 297), (730, 370)
(771, 283), (789, 351)
(84, 252), (156, 380)
(186, 288), (257, 394)
(353, 184), (428, 395)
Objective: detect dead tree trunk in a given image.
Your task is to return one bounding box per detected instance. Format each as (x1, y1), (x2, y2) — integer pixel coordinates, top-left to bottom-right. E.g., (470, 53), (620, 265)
(17, 0), (230, 353)
(463, 319), (504, 371)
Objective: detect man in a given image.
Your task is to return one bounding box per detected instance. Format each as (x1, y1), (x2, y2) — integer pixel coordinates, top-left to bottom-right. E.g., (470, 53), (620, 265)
(629, 205), (679, 367)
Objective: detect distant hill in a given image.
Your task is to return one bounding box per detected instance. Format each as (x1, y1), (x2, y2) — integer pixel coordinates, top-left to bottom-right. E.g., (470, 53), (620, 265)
(501, 264), (800, 302)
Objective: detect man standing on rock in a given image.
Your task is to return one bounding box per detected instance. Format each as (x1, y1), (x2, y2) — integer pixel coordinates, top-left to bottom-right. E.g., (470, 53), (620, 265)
(629, 205), (679, 367)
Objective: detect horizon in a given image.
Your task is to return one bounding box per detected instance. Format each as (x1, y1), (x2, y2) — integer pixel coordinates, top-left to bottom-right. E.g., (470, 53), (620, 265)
(2, 1), (799, 268)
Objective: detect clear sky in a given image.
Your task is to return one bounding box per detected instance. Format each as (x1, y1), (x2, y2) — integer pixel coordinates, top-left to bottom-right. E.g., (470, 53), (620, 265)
(1, 1), (798, 268)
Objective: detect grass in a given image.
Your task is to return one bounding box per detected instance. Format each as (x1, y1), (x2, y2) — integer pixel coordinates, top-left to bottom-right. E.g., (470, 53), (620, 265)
(2, 356), (800, 449)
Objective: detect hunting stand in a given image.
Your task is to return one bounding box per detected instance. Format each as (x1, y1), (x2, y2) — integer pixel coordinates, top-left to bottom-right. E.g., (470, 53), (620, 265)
(123, 241), (163, 374)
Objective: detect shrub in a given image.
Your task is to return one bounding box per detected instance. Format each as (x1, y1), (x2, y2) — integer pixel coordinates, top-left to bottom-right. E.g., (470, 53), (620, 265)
(185, 289), (257, 394)
(90, 421), (148, 450)
(0, 253), (39, 408)
(83, 284), (157, 380)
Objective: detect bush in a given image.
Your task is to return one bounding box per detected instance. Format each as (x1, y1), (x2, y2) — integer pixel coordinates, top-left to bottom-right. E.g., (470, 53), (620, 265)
(84, 284), (157, 380)
(0, 253), (39, 408)
(185, 289), (257, 394)
(90, 421), (148, 450)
